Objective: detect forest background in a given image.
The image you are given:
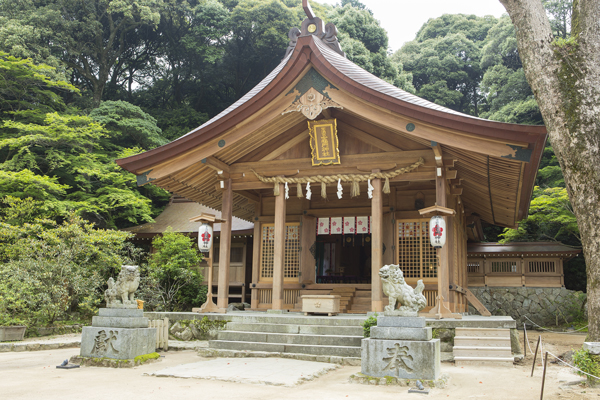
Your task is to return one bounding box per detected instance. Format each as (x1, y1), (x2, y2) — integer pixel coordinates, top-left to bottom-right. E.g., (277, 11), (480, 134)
(0, 0), (582, 327)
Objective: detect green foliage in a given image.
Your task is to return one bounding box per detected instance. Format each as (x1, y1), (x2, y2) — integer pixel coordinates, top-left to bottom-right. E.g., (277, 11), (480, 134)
(362, 314), (378, 338)
(0, 207), (135, 326)
(89, 101), (167, 150)
(147, 229), (205, 311)
(0, 51), (77, 118)
(573, 349), (600, 385)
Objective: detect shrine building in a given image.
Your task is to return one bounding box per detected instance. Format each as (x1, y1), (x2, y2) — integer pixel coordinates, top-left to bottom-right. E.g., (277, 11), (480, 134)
(117, 2), (547, 315)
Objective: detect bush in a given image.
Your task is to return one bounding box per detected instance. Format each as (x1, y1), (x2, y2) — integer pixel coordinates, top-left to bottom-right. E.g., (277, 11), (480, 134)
(0, 206), (135, 326)
(362, 314), (378, 338)
(146, 229), (205, 311)
(573, 349), (600, 386)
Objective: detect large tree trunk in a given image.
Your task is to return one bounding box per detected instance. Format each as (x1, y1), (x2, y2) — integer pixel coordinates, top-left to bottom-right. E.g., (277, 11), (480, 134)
(499, 0), (600, 340)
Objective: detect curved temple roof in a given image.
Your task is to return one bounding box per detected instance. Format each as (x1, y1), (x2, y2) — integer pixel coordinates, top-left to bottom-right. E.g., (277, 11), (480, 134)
(117, 20), (547, 227)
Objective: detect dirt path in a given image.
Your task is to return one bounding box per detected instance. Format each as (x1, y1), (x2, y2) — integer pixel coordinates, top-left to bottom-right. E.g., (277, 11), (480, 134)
(0, 330), (597, 400)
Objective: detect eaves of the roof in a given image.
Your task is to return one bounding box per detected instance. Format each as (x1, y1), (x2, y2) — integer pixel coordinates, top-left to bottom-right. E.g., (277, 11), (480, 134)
(116, 34), (547, 180)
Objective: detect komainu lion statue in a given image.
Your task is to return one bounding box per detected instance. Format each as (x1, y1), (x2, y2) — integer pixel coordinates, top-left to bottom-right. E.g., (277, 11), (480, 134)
(105, 265), (140, 308)
(379, 264), (427, 316)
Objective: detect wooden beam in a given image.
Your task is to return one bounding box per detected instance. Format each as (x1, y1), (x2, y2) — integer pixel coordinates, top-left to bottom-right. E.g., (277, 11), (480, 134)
(305, 207), (373, 217)
(230, 150), (433, 175)
(450, 187), (463, 196)
(431, 141), (444, 167)
(217, 179), (233, 309)
(202, 156), (230, 173)
(371, 173), (383, 312)
(260, 129), (309, 161)
(272, 183), (286, 310)
(338, 121), (404, 152)
(235, 190), (260, 203)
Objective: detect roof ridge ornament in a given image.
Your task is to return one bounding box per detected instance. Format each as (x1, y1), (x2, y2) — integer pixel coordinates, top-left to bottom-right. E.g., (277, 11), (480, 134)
(284, 0), (345, 59)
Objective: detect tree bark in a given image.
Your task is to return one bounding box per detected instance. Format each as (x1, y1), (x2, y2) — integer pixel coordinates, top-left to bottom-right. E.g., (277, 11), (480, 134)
(499, 0), (600, 340)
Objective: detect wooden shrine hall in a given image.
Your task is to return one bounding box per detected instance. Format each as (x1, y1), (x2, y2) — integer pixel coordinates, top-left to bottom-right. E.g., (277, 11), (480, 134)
(117, 1), (547, 315)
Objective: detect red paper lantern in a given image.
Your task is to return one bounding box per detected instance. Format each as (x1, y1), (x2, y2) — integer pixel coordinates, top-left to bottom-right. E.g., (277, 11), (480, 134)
(198, 223), (213, 253)
(429, 215), (446, 249)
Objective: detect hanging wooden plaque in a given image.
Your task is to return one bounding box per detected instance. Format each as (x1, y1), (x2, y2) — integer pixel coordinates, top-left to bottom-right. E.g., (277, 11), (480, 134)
(308, 118), (340, 166)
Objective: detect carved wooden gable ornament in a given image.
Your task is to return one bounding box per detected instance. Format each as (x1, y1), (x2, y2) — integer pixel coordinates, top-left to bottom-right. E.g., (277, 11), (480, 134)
(308, 118), (340, 166)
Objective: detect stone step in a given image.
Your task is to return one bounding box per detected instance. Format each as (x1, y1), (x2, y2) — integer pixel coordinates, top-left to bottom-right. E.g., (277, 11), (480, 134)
(226, 322), (360, 335)
(454, 337), (511, 347)
(218, 331), (363, 346)
(198, 348), (362, 366)
(453, 346), (512, 358)
(455, 328), (510, 338)
(228, 314), (366, 326)
(454, 356), (514, 367)
(209, 340), (362, 357)
(346, 310), (369, 314)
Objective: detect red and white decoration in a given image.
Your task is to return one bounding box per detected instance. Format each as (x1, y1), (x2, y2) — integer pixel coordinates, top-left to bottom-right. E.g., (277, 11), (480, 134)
(317, 217), (330, 235)
(356, 216), (370, 234)
(343, 217), (355, 234)
(198, 223), (213, 253)
(318, 216), (370, 235)
(330, 217), (342, 234)
(429, 215), (446, 248)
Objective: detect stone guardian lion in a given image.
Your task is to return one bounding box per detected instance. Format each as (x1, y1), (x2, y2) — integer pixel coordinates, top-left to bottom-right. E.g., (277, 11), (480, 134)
(379, 264), (427, 316)
(104, 265), (140, 308)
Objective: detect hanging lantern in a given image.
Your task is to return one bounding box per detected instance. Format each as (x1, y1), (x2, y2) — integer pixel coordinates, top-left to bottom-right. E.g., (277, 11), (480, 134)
(198, 223), (213, 253)
(429, 215), (446, 248)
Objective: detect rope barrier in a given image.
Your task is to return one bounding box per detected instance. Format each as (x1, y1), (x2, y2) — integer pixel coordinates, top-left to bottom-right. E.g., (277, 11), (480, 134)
(525, 315), (588, 334)
(546, 350), (600, 381)
(252, 157), (425, 198)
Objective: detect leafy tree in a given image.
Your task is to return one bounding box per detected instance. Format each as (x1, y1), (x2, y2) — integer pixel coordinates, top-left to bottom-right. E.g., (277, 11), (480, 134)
(499, 0), (600, 340)
(0, 204), (135, 326)
(147, 229), (205, 311)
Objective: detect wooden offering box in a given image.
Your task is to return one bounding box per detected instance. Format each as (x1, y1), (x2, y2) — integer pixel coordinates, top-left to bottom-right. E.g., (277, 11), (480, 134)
(302, 295), (341, 316)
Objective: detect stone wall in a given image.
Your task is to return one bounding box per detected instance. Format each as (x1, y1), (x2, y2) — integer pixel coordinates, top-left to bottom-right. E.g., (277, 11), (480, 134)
(468, 287), (586, 327)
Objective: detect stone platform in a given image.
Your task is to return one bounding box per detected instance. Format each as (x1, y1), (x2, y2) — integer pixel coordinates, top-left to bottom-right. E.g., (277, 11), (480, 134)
(80, 308), (155, 360)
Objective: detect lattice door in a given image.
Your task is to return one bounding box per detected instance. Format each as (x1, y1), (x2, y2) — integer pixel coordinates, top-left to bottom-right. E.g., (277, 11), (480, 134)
(397, 219), (438, 280)
(259, 223), (301, 282)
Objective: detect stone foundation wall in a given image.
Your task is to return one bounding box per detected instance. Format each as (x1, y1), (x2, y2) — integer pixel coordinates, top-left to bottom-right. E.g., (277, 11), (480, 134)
(468, 287), (586, 327)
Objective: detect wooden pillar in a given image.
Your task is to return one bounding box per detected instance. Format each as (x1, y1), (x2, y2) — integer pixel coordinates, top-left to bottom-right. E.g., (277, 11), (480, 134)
(436, 170), (451, 310)
(371, 176), (384, 312)
(217, 179), (233, 309)
(447, 214), (456, 311)
(272, 183), (286, 310)
(251, 201), (261, 309)
(301, 215), (316, 283)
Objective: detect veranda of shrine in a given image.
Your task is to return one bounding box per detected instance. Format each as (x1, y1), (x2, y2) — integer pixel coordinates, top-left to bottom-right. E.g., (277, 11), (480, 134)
(117, 2), (548, 316)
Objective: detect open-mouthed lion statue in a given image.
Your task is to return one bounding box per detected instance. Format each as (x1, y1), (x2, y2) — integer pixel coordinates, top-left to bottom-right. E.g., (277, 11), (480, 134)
(379, 264), (427, 316)
(105, 265), (140, 308)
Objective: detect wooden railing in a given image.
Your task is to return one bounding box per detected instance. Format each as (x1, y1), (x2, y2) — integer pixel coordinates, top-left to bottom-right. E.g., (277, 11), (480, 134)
(149, 318), (169, 351)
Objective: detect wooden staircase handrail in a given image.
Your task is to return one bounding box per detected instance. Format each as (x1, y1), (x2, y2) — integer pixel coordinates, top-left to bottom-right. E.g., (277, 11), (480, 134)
(451, 284), (491, 316)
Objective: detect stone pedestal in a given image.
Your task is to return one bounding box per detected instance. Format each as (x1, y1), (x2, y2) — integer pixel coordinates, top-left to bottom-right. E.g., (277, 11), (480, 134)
(361, 316), (440, 380)
(80, 308), (156, 360)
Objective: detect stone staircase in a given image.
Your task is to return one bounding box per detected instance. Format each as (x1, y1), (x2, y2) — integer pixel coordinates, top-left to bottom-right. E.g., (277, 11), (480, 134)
(205, 314), (365, 362)
(329, 287), (355, 312)
(453, 327), (514, 366)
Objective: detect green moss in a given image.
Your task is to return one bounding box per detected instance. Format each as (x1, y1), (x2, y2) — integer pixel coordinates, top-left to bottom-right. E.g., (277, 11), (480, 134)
(384, 375), (395, 384)
(134, 352), (160, 364)
(432, 329), (439, 339)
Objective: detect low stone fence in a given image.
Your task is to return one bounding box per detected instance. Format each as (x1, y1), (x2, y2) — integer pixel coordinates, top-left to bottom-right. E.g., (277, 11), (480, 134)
(143, 312), (231, 341)
(468, 287), (586, 327)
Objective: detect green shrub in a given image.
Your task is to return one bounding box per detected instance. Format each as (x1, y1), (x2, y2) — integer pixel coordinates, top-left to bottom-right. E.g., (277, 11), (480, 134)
(146, 229), (205, 311)
(573, 349), (600, 386)
(362, 314), (378, 338)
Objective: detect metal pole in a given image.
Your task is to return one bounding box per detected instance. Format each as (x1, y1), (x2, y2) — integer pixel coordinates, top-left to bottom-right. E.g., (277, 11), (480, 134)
(531, 335), (541, 377)
(540, 351), (549, 400)
(523, 323), (528, 356)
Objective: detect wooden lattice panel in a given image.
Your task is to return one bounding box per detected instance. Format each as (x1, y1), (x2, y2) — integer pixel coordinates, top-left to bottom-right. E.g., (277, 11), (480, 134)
(397, 220), (438, 279)
(467, 261), (481, 273)
(528, 260), (556, 273)
(260, 225), (275, 279)
(260, 223), (301, 281)
(491, 260), (519, 273)
(284, 224), (300, 279)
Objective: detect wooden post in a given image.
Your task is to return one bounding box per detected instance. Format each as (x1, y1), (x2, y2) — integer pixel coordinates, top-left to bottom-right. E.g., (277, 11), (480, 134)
(436, 169), (451, 309)
(301, 215), (316, 283)
(272, 183), (286, 310)
(447, 214), (456, 311)
(371, 176), (384, 312)
(251, 201), (261, 309)
(217, 179), (233, 309)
